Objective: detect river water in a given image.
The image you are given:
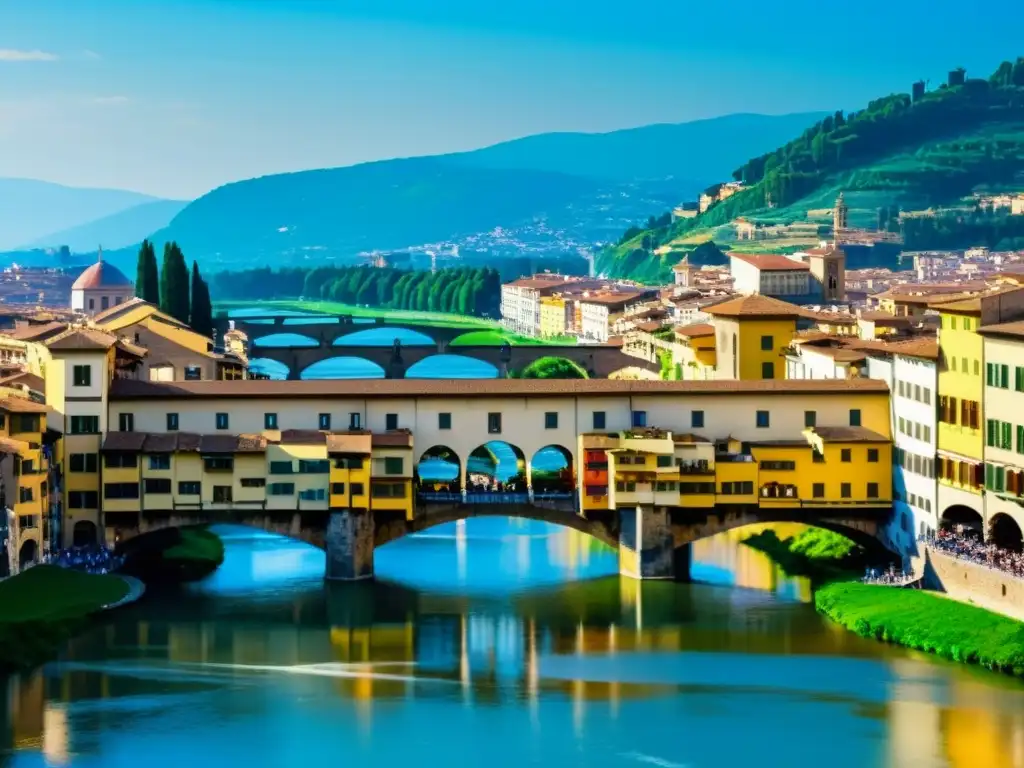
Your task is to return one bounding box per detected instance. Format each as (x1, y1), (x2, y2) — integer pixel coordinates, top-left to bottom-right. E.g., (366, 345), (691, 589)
(4, 521), (1024, 768)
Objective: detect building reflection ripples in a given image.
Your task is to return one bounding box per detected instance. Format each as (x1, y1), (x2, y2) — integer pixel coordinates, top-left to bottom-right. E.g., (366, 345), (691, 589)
(4, 522), (1024, 767)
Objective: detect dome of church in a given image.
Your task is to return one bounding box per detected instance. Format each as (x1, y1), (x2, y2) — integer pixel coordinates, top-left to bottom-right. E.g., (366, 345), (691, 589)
(71, 259), (132, 291)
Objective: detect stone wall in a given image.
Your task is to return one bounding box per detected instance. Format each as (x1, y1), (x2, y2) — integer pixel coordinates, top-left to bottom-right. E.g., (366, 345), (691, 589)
(917, 546), (1024, 622)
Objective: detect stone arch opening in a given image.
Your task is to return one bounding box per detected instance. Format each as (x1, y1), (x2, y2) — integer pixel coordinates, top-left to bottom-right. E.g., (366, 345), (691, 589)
(467, 441), (527, 495)
(73, 520), (99, 547)
(531, 445), (575, 497)
(334, 328), (435, 347)
(247, 358), (291, 380)
(252, 333), (320, 348)
(300, 357), (386, 380)
(940, 504), (984, 539)
(989, 513), (1024, 552)
(417, 445), (462, 499)
(19, 539), (38, 569)
(406, 355), (499, 379)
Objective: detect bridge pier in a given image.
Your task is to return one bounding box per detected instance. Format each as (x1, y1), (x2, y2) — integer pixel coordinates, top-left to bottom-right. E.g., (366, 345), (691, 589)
(325, 509), (375, 580)
(618, 506), (675, 580)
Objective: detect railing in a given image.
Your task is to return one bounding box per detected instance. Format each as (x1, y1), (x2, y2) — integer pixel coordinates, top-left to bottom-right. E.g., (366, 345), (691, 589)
(417, 490), (576, 505)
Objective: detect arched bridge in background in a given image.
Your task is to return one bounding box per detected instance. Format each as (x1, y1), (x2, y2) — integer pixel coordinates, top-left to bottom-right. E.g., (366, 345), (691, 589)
(219, 313), (657, 379)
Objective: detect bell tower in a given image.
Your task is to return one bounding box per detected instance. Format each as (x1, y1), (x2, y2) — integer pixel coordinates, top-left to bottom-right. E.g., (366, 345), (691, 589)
(833, 193), (848, 244)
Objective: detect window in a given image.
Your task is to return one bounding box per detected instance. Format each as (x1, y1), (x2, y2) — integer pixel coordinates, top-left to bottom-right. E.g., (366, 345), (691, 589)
(1016, 367), (1024, 393)
(720, 481), (754, 495)
(105, 453), (138, 469)
(841, 448), (851, 462)
(104, 483), (140, 499)
(761, 362), (775, 380)
(269, 482), (296, 495)
(812, 483), (825, 498)
(299, 459), (330, 474)
(100, 296), (109, 311)
(68, 491), (99, 509)
(213, 485), (233, 503)
(264, 413), (278, 429)
(632, 410), (647, 428)
(439, 412), (452, 430)
(299, 488), (327, 501)
(691, 410), (704, 429)
(804, 411), (817, 428)
(184, 366), (202, 381)
(488, 412), (502, 434)
(149, 454), (171, 471)
(335, 456), (364, 470)
(813, 451), (825, 463)
(349, 412), (362, 430)
(72, 365), (91, 387)
(656, 455), (673, 467)
(384, 457), (404, 475)
(867, 448), (879, 463)
(760, 460), (796, 471)
(867, 482), (879, 499)
(166, 413), (179, 431)
(215, 412), (229, 430)
(178, 481), (201, 496)
(592, 411), (606, 430)
(755, 411), (769, 428)
(18, 487), (33, 503)
(1002, 364), (1010, 389)
(760, 335), (774, 351)
(350, 482), (365, 497)
(144, 478), (172, 494)
(240, 478), (266, 488)
(372, 482), (407, 498)
(203, 456), (233, 472)
(849, 409), (862, 427)
(269, 461), (293, 474)
(118, 413), (134, 432)
(69, 416), (99, 434)
(545, 412), (558, 429)
(385, 413), (399, 431)
(841, 483), (851, 499)
(69, 453), (98, 473)
(319, 413), (332, 430)
(331, 482), (346, 495)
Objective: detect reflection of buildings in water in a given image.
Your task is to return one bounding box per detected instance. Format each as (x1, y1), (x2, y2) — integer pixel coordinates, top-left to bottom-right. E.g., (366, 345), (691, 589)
(691, 525), (812, 602)
(544, 527), (604, 577)
(42, 704), (69, 767)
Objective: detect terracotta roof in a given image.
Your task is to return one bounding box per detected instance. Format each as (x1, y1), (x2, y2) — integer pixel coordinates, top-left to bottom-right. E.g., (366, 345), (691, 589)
(326, 432), (373, 454)
(0, 396), (48, 414)
(92, 297), (150, 324)
(798, 345), (867, 363)
(978, 321), (1024, 340)
(581, 433), (620, 449)
(44, 327), (118, 351)
(0, 371), (45, 393)
(885, 338), (940, 361)
(808, 426), (889, 443)
(115, 339), (148, 359)
(930, 285), (1024, 314)
(6, 321), (67, 343)
(278, 429), (327, 445)
(71, 260), (132, 291)
(142, 433), (184, 453)
(729, 253), (809, 272)
(704, 294), (805, 319)
(101, 431), (148, 452)
(673, 433), (712, 444)
(199, 434), (240, 454)
(857, 311), (912, 327)
(674, 323), (714, 338)
(372, 430), (414, 448)
(109, 377), (890, 400)
(0, 436), (29, 454)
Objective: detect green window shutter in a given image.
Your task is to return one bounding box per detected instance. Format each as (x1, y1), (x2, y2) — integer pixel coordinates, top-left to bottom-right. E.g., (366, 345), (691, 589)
(986, 363), (994, 386)
(987, 419), (997, 447)
(1017, 367), (1024, 392)
(997, 466), (1006, 492)
(1002, 365), (1010, 388)
(1018, 425), (1024, 454)
(1003, 422), (1013, 450)
(986, 463), (995, 490)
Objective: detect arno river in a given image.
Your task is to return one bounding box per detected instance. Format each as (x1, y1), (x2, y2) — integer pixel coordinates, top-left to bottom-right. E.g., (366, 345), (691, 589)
(4, 521), (1024, 768)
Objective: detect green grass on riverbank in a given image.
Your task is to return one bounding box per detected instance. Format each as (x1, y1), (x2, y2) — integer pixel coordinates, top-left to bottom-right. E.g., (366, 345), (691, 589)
(742, 528), (869, 582)
(448, 329), (570, 347)
(815, 582), (1024, 675)
(214, 299), (498, 330)
(0, 565), (130, 673)
(119, 525), (225, 585)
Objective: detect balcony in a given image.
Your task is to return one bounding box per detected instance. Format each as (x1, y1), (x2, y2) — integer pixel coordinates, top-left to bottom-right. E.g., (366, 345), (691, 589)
(677, 462), (713, 476)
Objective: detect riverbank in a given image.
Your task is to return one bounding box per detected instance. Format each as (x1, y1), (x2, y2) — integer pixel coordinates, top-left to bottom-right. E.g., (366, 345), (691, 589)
(741, 527), (869, 583)
(118, 526), (226, 585)
(0, 565), (133, 673)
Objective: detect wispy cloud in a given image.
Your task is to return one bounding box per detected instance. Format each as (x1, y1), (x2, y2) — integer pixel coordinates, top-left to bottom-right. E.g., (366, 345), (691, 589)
(82, 49), (101, 60)
(93, 95), (130, 106)
(0, 49), (58, 62)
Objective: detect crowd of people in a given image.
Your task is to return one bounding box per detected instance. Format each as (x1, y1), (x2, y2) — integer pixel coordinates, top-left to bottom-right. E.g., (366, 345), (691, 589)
(862, 564), (917, 586)
(925, 529), (1024, 578)
(53, 544), (124, 575)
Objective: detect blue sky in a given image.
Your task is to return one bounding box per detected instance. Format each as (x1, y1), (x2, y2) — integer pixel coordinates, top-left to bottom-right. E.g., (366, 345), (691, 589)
(1, 0), (1021, 199)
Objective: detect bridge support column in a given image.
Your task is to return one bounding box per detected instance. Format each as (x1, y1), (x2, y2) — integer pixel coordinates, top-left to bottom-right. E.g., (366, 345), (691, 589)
(325, 509), (374, 581)
(618, 506), (674, 580)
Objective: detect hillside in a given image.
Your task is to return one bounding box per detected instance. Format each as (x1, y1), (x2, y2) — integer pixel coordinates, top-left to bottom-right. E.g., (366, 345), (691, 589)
(599, 57), (1024, 282)
(123, 113), (827, 270)
(29, 199), (188, 252)
(0, 178), (162, 252)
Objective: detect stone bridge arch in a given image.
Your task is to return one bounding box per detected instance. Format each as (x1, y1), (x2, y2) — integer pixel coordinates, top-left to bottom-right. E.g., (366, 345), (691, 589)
(670, 509), (887, 551)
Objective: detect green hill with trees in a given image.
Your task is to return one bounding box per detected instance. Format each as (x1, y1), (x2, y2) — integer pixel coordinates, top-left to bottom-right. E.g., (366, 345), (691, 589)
(599, 56), (1024, 282)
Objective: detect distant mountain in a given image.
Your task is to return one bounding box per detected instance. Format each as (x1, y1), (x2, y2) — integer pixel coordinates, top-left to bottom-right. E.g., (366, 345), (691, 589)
(28, 199), (189, 252)
(447, 112), (828, 182)
(0, 178), (163, 251)
(145, 112), (827, 269)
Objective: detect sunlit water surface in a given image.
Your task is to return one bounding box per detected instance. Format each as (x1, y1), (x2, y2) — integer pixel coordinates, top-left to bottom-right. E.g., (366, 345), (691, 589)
(4, 521), (1024, 768)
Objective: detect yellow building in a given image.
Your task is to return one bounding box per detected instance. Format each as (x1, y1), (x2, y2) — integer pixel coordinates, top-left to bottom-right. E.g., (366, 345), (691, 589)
(671, 323), (716, 380)
(538, 296), (568, 339)
(0, 396), (53, 569)
(704, 294), (803, 380)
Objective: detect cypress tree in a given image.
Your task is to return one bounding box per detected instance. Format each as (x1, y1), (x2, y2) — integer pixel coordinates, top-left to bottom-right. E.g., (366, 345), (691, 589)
(135, 240), (160, 304)
(160, 241), (190, 323)
(189, 261), (214, 337)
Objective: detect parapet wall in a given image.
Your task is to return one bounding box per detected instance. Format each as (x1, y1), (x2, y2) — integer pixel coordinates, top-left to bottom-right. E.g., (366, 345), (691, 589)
(917, 546), (1024, 622)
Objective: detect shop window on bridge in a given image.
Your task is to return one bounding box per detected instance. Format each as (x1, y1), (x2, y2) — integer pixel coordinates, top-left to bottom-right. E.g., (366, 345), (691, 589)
(240, 478), (266, 488)
(655, 481), (677, 491)
(381, 457), (404, 475)
(69, 491), (99, 509)
(372, 482), (407, 498)
(720, 481), (753, 495)
(18, 487), (33, 503)
(269, 482), (295, 496)
(105, 453), (138, 469)
(104, 482), (139, 500)
(351, 482), (365, 496)
(204, 456), (234, 472)
(69, 453), (98, 473)
(760, 460), (796, 471)
(167, 413), (179, 431)
(841, 483), (851, 498)
(678, 458), (709, 474)
(656, 455), (673, 468)
(144, 478), (172, 494)
(585, 484), (608, 497)
(488, 413), (502, 434)
(12, 415), (39, 434)
(178, 482), (201, 496)
(386, 413), (399, 431)
(545, 412), (558, 429)
(867, 482), (879, 498)
(691, 410), (704, 429)
(149, 454), (171, 471)
(615, 481), (637, 492)
(319, 413), (331, 430)
(632, 410), (647, 428)
(264, 413), (278, 430)
(299, 488), (326, 501)
(813, 483), (825, 498)
(335, 456), (364, 470)
(592, 411), (606, 430)
(119, 413), (134, 432)
(680, 482), (715, 494)
(438, 412), (452, 430)
(331, 482), (346, 494)
(299, 459), (330, 474)
(213, 486), (233, 503)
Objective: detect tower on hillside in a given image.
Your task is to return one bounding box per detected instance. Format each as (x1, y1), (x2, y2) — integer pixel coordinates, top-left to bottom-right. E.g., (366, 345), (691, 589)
(833, 193), (848, 244)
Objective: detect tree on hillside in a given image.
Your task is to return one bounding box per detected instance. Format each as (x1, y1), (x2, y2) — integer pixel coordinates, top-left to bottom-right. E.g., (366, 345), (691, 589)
(160, 241), (190, 323)
(135, 240), (160, 305)
(189, 261), (213, 337)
